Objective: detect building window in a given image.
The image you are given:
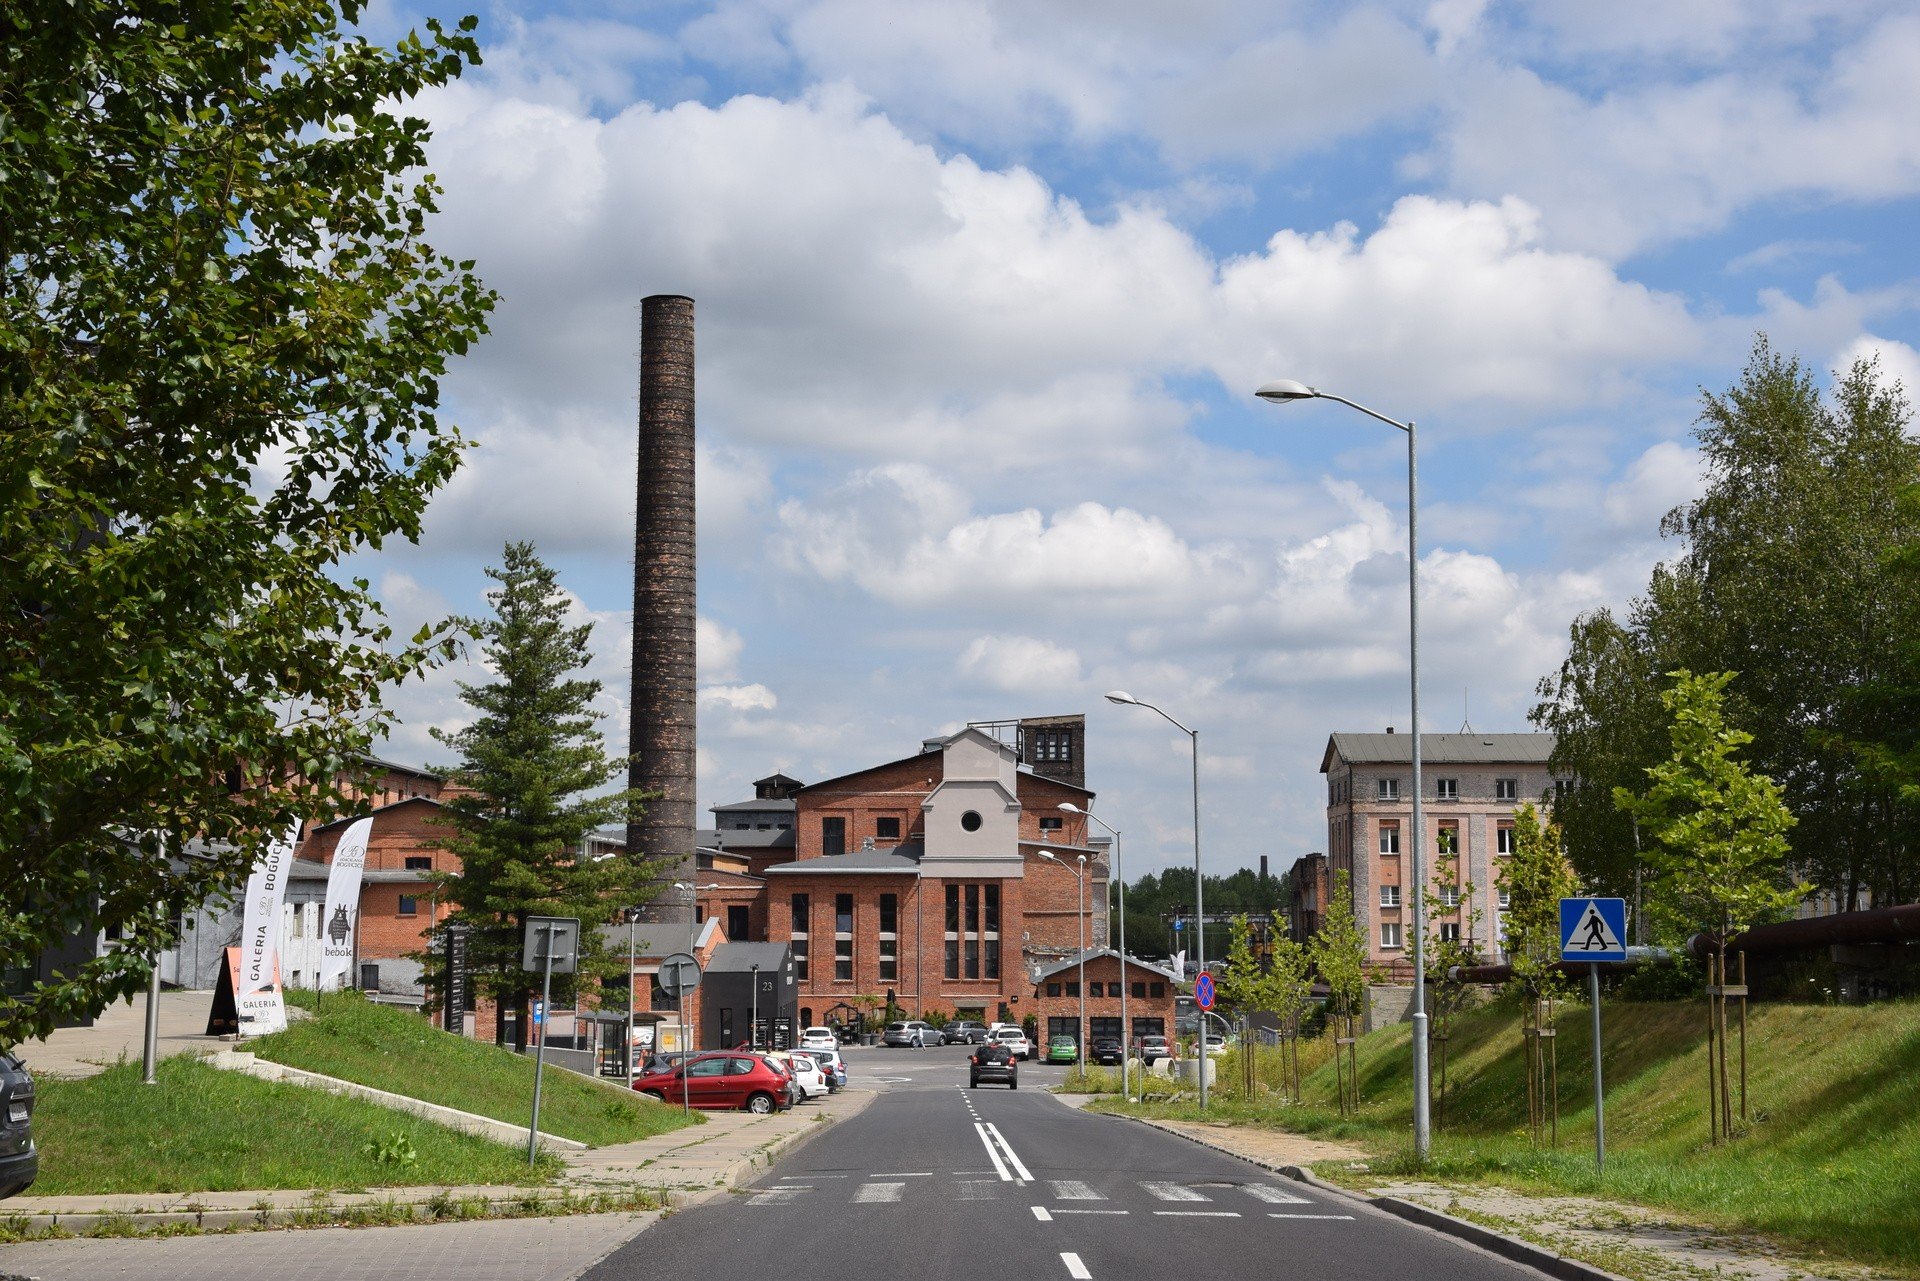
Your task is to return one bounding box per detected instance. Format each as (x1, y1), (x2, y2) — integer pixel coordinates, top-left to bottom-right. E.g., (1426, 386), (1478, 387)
(397, 895), (418, 917)
(1039, 815), (1063, 831)
(961, 810), (983, 832)
(1436, 778), (1458, 801)
(945, 885), (960, 979)
(1030, 730), (1073, 763)
(1439, 885), (1460, 909)
(1149, 983), (1165, 998)
(1089, 982), (1104, 998)
(984, 884), (1000, 933)
(985, 938), (1000, 980)
(964, 938), (979, 980)
(1065, 982), (1080, 997)
(877, 816), (901, 840)
(965, 884), (980, 934)
(790, 894), (810, 982)
(1131, 981), (1146, 998)
(1377, 777), (1399, 800)
(405, 855), (431, 870)
(1554, 779), (1572, 801)
(1497, 825), (1516, 855)
(822, 817), (845, 857)
(878, 893), (898, 982)
(1381, 922), (1402, 949)
(1439, 922), (1461, 943)
(1380, 884), (1401, 908)
(727, 905), (751, 940)
(834, 893), (853, 981)
(1379, 822), (1400, 855)
(1436, 824), (1459, 856)
(1047, 982), (1062, 997)
(1495, 778), (1518, 801)
(1498, 887), (1512, 909)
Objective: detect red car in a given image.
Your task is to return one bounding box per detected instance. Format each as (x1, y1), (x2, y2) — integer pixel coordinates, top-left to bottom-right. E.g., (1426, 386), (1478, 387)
(631, 1051), (793, 1114)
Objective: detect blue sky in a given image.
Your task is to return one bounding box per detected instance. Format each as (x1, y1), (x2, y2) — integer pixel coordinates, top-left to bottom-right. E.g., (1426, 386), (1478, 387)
(344, 0), (1920, 879)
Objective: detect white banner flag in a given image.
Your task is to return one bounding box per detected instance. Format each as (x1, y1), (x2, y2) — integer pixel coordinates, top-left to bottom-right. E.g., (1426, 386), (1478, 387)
(320, 817), (373, 990)
(236, 820), (300, 1034)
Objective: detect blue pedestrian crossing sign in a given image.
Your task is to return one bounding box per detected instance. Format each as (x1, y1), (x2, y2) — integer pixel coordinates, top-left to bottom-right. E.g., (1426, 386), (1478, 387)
(1559, 897), (1628, 962)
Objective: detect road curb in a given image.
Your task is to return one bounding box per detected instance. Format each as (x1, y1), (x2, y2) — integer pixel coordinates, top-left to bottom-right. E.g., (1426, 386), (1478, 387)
(1105, 1113), (1629, 1281)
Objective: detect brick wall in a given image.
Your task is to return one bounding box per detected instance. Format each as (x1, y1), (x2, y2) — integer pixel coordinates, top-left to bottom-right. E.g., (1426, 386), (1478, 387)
(1029, 954), (1177, 1042)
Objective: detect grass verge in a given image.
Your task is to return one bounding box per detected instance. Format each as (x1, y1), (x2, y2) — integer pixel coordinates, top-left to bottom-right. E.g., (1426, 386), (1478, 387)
(256, 990), (699, 1147)
(28, 1056), (563, 1194)
(1089, 998), (1920, 1276)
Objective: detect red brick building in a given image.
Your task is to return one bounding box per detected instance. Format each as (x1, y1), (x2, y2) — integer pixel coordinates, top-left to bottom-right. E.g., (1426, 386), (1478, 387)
(1029, 949), (1179, 1047)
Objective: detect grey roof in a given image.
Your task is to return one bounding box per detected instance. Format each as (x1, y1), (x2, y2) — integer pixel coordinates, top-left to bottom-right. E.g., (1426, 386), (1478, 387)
(355, 752), (446, 781)
(708, 941), (792, 974)
(1032, 948), (1180, 985)
(713, 798), (796, 814)
(762, 843), (923, 875)
(593, 919), (716, 957)
(709, 827), (796, 849)
(1322, 732), (1556, 770)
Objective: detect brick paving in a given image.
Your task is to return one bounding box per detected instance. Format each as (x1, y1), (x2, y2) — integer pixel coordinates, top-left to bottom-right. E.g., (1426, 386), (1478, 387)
(0, 1212), (651, 1281)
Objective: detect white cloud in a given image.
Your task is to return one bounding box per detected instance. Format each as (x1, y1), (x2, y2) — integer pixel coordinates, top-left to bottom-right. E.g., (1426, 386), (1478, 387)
(957, 635), (1084, 693)
(1835, 333), (1920, 399)
(699, 683), (779, 711)
(1603, 442), (1701, 533)
(698, 616), (745, 681)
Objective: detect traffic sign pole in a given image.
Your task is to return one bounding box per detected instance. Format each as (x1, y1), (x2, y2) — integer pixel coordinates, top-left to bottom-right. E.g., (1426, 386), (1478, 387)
(1590, 962), (1605, 1173)
(1560, 898), (1623, 1175)
(528, 939), (554, 1164)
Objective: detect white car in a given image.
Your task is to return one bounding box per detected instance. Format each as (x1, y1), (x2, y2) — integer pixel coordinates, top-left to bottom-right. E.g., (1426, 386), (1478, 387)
(797, 1026), (838, 1052)
(774, 1051), (830, 1099)
(991, 1027), (1034, 1060)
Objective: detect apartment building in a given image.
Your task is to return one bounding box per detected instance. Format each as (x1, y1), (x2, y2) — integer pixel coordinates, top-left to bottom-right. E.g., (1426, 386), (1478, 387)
(1321, 731), (1559, 971)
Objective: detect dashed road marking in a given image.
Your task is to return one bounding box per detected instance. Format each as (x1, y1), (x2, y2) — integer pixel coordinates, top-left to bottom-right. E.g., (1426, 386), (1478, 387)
(748, 1188), (803, 1206)
(1154, 1210), (1241, 1217)
(1245, 1184), (1313, 1204)
(1061, 1252), (1092, 1279)
(1054, 1209), (1129, 1215)
(1032, 1206), (1053, 1221)
(957, 1180), (999, 1200)
(1269, 1213), (1356, 1220)
(853, 1182), (904, 1203)
(1048, 1180), (1103, 1200)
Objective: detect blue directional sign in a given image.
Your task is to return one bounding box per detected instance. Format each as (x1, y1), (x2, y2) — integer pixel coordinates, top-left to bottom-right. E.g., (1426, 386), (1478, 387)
(1559, 897), (1628, 962)
(531, 999), (546, 1026)
(1193, 972), (1216, 1011)
(1172, 917), (1185, 932)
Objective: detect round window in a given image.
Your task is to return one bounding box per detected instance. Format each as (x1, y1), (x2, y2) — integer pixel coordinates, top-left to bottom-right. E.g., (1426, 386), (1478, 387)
(960, 810), (983, 832)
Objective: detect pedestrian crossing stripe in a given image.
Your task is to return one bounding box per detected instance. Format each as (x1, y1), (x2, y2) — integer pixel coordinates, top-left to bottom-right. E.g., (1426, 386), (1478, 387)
(749, 1178), (1332, 1211)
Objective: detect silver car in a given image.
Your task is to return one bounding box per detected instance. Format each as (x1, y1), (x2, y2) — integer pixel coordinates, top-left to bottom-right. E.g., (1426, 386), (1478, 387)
(882, 1020), (941, 1047)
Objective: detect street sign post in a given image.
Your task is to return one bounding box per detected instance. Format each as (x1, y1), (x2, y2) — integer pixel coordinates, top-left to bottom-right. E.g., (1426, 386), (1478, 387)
(1560, 897), (1626, 1172)
(521, 917), (579, 1164)
(657, 952), (703, 1115)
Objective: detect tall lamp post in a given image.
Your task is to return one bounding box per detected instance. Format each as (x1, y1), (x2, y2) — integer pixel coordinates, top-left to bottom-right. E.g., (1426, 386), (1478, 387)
(1060, 803), (1129, 1098)
(1104, 690), (1206, 1111)
(1256, 377), (1431, 1163)
(1038, 850), (1089, 1062)
(622, 906), (643, 1086)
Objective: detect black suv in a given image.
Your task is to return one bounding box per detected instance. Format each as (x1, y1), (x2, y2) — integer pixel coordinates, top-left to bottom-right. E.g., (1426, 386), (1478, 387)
(0, 1050), (37, 1199)
(1091, 1036), (1125, 1066)
(968, 1043), (1018, 1090)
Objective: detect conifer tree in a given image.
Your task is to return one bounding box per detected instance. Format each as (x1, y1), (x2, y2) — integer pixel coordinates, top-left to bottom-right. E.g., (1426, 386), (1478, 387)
(426, 542), (660, 1045)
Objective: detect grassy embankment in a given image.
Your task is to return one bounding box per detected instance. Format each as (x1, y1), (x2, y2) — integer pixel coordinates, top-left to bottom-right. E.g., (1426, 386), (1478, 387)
(1084, 998), (1920, 1274)
(256, 989), (701, 1147)
(28, 991), (700, 1196)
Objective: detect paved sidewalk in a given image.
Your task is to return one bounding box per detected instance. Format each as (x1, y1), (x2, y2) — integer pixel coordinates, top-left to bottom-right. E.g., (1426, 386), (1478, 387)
(3, 1088), (874, 1234)
(13, 992), (224, 1079)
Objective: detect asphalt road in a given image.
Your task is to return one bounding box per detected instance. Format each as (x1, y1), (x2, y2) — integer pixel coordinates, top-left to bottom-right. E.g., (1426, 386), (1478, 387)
(585, 1043), (1540, 1281)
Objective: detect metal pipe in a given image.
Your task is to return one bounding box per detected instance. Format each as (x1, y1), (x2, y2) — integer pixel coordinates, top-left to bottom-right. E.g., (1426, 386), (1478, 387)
(1685, 902), (1920, 958)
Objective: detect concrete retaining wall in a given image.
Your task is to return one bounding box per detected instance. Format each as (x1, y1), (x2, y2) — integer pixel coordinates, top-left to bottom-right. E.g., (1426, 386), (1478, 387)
(206, 1050), (586, 1151)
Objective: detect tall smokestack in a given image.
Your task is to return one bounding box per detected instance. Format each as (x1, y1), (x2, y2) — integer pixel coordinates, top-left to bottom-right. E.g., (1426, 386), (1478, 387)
(630, 295), (697, 923)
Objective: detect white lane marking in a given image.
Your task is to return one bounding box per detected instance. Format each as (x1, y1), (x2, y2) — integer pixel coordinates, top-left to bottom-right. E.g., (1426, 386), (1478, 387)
(1049, 1180), (1104, 1200)
(974, 1123), (1014, 1182)
(854, 1182), (904, 1203)
(1032, 1206), (1053, 1221)
(1054, 1209), (1129, 1215)
(1062, 1253), (1092, 1280)
(1269, 1213), (1356, 1220)
(1141, 1181), (1209, 1202)
(872, 1172), (933, 1177)
(1153, 1210), (1241, 1217)
(781, 1174), (845, 1179)
(1245, 1184), (1312, 1204)
(749, 1188), (803, 1205)
(957, 1180), (999, 1201)
(984, 1122), (1034, 1181)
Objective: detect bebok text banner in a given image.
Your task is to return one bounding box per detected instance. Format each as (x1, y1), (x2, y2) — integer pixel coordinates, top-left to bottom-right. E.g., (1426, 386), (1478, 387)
(237, 820), (300, 1034)
(320, 816), (373, 990)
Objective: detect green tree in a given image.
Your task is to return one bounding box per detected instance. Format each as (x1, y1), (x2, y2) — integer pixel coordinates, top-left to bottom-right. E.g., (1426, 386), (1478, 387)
(0, 0), (492, 1041)
(1614, 671), (1805, 949)
(1216, 914), (1262, 1017)
(425, 543), (661, 1046)
(1422, 829), (1482, 1124)
(1263, 931), (1314, 1103)
(1502, 803), (1575, 1004)
(1308, 871), (1368, 1113)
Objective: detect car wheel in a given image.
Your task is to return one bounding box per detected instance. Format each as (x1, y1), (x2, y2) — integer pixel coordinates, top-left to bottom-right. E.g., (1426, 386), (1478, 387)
(640, 1090), (666, 1103)
(745, 1092), (775, 1115)
(1010, 1079), (1018, 1089)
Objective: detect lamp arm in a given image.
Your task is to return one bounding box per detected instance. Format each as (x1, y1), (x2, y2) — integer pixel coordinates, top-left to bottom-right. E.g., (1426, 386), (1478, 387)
(1313, 392), (1411, 434)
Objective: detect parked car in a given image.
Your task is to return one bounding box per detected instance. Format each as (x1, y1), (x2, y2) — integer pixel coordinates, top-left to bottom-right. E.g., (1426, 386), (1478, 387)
(761, 1053), (802, 1108)
(1045, 1035), (1079, 1064)
(797, 1026), (839, 1052)
(630, 1051), (792, 1113)
(1091, 1036), (1125, 1066)
(882, 1020), (941, 1048)
(944, 1020), (990, 1045)
(1133, 1034), (1172, 1064)
(991, 1027), (1034, 1060)
(968, 1042), (1018, 1089)
(771, 1050), (830, 1099)
(806, 1045), (848, 1091)
(0, 1051), (36, 1199)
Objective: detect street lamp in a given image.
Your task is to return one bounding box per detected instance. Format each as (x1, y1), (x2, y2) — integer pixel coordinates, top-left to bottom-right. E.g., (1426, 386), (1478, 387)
(1037, 849), (1089, 1064)
(1105, 689), (1208, 1111)
(1256, 376), (1432, 1163)
(623, 905), (644, 1086)
(1060, 803), (1130, 1099)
